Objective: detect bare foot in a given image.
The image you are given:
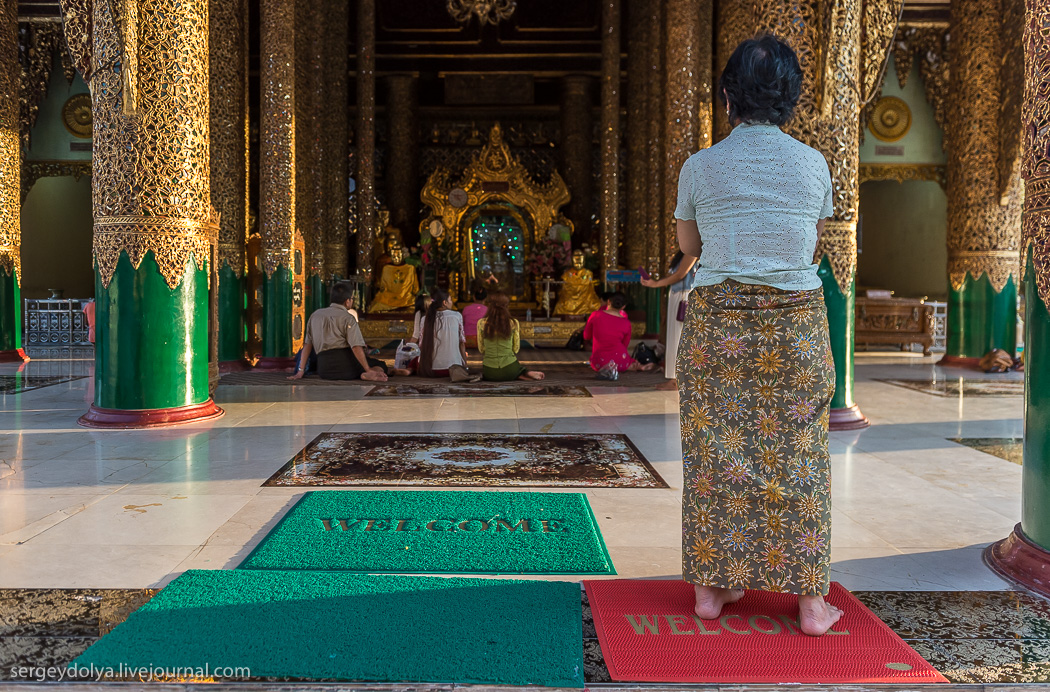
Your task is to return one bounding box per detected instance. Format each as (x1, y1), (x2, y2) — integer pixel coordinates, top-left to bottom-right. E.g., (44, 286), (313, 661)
(655, 378), (677, 390)
(798, 595), (843, 636)
(640, 362), (656, 372)
(518, 371), (545, 381)
(390, 368), (411, 377)
(361, 369), (389, 383)
(694, 585), (745, 620)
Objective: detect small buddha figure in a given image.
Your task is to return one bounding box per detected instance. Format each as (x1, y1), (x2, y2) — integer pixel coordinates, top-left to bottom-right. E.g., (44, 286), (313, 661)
(368, 245), (419, 313)
(553, 249), (601, 316)
(373, 231), (403, 287)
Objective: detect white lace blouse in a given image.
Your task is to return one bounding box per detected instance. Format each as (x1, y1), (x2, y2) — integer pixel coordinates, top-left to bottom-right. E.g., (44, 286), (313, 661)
(674, 122), (834, 292)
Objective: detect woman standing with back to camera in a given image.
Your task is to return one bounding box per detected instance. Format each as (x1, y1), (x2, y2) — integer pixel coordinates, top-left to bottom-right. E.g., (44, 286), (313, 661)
(675, 35), (841, 635)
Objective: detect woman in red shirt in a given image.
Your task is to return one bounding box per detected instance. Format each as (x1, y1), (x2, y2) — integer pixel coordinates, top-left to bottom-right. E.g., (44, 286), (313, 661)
(582, 292), (655, 373)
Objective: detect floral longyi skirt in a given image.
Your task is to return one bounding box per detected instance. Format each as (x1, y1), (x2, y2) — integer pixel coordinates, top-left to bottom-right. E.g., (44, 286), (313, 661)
(677, 280), (836, 596)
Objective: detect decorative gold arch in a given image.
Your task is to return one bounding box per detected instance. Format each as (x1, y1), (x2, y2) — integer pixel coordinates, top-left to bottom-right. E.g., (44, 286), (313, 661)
(420, 123), (572, 300)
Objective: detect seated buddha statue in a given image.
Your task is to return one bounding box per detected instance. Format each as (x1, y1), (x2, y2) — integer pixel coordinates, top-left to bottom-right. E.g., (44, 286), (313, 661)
(553, 249), (601, 316)
(372, 230), (404, 287)
(368, 246), (419, 313)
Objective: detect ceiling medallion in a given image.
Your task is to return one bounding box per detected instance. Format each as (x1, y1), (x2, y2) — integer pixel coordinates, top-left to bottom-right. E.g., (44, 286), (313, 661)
(870, 96), (912, 143)
(446, 0), (517, 26)
(61, 93), (93, 139)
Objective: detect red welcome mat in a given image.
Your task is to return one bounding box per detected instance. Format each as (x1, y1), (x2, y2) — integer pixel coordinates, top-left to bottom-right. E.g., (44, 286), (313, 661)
(584, 580), (948, 684)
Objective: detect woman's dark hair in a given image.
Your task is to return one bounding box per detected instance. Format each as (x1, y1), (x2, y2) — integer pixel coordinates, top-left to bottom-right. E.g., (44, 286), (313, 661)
(419, 287), (449, 378)
(483, 291), (513, 340)
(413, 294), (427, 316)
(609, 292), (628, 311)
(473, 288), (487, 302)
(669, 250), (685, 273)
(718, 34), (802, 126)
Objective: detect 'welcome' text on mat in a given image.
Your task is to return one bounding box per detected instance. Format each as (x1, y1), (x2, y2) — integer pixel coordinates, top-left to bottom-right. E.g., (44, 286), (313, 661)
(240, 490), (615, 574)
(584, 580), (947, 684)
(70, 571), (585, 687)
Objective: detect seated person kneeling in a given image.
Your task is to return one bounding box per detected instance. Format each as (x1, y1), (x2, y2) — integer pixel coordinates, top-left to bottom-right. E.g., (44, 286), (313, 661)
(477, 291), (544, 382)
(289, 282), (408, 382)
(582, 291), (655, 374)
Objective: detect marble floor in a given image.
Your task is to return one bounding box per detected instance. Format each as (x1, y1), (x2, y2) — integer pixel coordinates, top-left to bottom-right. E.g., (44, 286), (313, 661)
(0, 351), (1039, 683)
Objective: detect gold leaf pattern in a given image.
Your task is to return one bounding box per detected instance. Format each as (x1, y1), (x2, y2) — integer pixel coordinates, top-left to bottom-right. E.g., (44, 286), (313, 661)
(1, 0), (19, 282)
(1022, 0), (1050, 310)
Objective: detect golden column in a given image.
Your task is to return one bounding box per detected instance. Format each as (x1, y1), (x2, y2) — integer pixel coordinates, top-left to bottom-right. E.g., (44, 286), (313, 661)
(210, 0), (249, 366)
(355, 0), (377, 281)
(259, 0), (299, 365)
(324, 0), (349, 281)
(297, 0), (325, 315)
(984, 0), (1050, 597)
(387, 74), (419, 237)
(751, 0), (869, 428)
(943, 0), (1024, 364)
(663, 0), (713, 266)
(624, 0), (648, 270)
(560, 76), (594, 245)
(60, 0), (222, 426)
(644, 0), (664, 275)
(599, 0), (621, 275)
(0, 0), (24, 362)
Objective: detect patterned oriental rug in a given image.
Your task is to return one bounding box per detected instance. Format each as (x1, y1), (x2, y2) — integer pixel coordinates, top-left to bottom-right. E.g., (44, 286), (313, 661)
(877, 378), (1023, 397)
(264, 433), (668, 488)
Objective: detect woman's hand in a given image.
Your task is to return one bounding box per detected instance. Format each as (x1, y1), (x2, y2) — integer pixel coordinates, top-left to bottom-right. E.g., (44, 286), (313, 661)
(287, 369), (304, 380)
(640, 278), (661, 288)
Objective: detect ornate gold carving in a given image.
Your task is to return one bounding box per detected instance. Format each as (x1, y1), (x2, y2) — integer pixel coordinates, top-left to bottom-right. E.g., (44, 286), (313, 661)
(60, 92), (92, 137)
(260, 0), (296, 278)
(446, 0), (515, 26)
(1021, 0), (1050, 310)
(420, 124), (573, 297)
(21, 159), (91, 202)
(295, 0), (324, 278)
(559, 75), (592, 247)
(714, 0), (752, 144)
(624, 0), (647, 270)
(999, 0), (1024, 206)
(323, 0), (349, 280)
(58, 0), (92, 80)
(1, 0), (19, 281)
(93, 216), (215, 289)
(19, 22), (72, 149)
(210, 0), (248, 277)
(599, 0), (621, 274)
(946, 0), (1022, 295)
(870, 96), (911, 142)
(355, 0), (376, 280)
(889, 24), (949, 135)
(859, 163), (946, 189)
(663, 0), (712, 269)
(644, 0), (663, 275)
(749, 0), (862, 294)
(83, 0), (211, 289)
(860, 0), (904, 104)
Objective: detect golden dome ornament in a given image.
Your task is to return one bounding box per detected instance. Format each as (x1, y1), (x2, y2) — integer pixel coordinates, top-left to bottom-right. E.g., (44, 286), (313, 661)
(61, 93), (93, 139)
(870, 96), (912, 142)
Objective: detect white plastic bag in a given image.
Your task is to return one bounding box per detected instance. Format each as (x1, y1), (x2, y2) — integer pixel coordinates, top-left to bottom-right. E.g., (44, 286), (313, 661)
(394, 341), (421, 370)
(597, 360), (619, 381)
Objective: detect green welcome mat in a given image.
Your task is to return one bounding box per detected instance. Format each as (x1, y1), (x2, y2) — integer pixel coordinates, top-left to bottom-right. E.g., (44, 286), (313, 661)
(240, 490), (615, 574)
(69, 570), (585, 687)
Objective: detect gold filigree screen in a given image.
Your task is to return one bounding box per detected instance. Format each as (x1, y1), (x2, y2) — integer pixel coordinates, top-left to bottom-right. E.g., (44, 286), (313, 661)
(0, 0), (18, 281)
(1022, 0), (1050, 310)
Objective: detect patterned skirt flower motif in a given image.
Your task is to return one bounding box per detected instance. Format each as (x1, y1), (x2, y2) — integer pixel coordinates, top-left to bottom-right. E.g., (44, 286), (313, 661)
(678, 281), (835, 596)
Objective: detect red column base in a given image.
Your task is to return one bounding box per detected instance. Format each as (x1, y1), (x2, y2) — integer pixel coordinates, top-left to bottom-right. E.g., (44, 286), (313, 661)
(219, 359), (250, 373)
(0, 348), (30, 363)
(78, 399), (224, 429)
(984, 524), (1050, 598)
(938, 355), (983, 369)
(253, 357), (295, 371)
(830, 404), (870, 431)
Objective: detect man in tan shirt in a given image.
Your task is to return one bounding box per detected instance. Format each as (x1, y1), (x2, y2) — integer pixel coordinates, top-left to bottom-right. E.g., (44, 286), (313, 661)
(288, 283), (407, 382)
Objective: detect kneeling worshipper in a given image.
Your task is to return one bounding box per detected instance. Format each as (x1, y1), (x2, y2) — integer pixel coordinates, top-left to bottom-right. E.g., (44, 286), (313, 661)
(582, 292), (655, 374)
(290, 283), (409, 382)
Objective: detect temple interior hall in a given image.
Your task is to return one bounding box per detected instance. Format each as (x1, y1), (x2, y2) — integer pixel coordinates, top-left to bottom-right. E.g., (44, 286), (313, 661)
(4, 0), (1050, 686)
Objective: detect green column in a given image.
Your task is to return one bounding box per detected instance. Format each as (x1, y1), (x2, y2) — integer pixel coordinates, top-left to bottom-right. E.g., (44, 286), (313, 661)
(261, 265), (292, 360)
(945, 274), (1018, 360)
(217, 264), (245, 363)
(306, 273), (325, 321)
(818, 257), (868, 429)
(93, 253), (210, 411)
(0, 266), (24, 358)
(1022, 255), (1050, 546)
